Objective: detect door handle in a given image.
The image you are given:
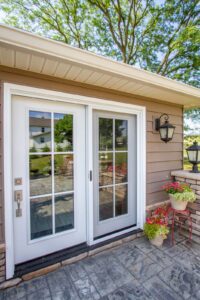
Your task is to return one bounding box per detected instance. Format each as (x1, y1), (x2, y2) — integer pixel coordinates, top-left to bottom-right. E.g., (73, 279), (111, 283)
(89, 170), (92, 182)
(14, 190), (23, 217)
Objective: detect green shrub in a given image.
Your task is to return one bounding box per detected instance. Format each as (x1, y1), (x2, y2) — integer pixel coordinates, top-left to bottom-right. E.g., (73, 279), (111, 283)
(144, 223), (169, 240)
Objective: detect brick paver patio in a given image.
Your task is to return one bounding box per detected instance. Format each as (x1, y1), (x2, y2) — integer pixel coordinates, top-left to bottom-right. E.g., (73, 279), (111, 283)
(1, 233), (200, 300)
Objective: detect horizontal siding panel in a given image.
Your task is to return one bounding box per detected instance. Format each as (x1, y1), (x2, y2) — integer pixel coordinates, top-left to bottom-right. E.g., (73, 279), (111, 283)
(147, 161), (183, 173)
(147, 170), (173, 184)
(147, 133), (183, 143)
(147, 191), (169, 205)
(147, 112), (183, 125)
(147, 142), (183, 153)
(147, 121), (183, 134)
(147, 180), (170, 194)
(147, 152), (183, 163)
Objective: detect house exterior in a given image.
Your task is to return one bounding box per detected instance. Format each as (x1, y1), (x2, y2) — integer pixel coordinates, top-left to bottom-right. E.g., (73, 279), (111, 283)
(0, 24), (199, 283)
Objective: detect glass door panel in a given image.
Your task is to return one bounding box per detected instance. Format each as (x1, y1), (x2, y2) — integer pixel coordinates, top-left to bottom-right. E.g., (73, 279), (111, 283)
(94, 111), (137, 238)
(29, 111), (74, 240)
(98, 118), (128, 221)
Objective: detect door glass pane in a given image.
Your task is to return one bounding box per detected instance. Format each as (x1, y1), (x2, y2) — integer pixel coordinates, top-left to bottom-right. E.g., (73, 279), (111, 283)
(30, 196), (52, 240)
(115, 184), (128, 216)
(29, 111), (51, 152)
(54, 113), (73, 152)
(54, 154), (74, 193)
(99, 186), (113, 221)
(30, 155), (52, 196)
(115, 119), (128, 150)
(98, 117), (129, 222)
(115, 152), (128, 184)
(99, 118), (113, 151)
(29, 109), (75, 240)
(55, 194), (74, 233)
(99, 153), (113, 186)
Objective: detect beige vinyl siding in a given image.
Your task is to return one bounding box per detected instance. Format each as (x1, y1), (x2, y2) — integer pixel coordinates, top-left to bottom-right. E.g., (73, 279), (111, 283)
(0, 84), (4, 243)
(0, 67), (183, 242)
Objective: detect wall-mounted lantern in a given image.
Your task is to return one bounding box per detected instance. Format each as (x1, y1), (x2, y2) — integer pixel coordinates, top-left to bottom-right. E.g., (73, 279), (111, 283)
(186, 141), (200, 173)
(155, 113), (175, 143)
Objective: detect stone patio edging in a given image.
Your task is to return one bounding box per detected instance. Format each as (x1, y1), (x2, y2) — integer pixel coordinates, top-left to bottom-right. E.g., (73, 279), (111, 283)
(0, 231), (144, 290)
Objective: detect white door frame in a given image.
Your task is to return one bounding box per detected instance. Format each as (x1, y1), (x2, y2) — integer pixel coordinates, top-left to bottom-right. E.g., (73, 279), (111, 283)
(3, 83), (146, 279)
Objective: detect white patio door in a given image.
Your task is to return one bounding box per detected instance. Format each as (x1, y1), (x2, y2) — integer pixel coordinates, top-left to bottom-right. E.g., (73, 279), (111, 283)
(93, 111), (137, 238)
(12, 96), (86, 264)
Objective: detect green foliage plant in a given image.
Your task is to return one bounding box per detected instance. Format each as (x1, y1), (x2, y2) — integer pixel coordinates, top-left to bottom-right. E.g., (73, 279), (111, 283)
(144, 207), (169, 240)
(163, 182), (196, 202)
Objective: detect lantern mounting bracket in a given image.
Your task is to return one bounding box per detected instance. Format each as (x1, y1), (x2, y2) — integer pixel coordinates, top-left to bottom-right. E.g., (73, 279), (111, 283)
(155, 113), (169, 131)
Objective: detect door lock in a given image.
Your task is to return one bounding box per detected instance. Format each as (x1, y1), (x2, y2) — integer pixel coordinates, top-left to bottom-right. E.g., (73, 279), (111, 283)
(14, 190), (23, 217)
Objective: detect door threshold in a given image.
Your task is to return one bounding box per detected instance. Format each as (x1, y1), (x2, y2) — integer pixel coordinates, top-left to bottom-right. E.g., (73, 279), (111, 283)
(94, 224), (137, 240)
(15, 243), (88, 277)
(14, 228), (142, 278)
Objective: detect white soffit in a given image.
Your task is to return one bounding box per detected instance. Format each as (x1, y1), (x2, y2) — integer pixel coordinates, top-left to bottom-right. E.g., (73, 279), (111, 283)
(0, 24), (199, 107)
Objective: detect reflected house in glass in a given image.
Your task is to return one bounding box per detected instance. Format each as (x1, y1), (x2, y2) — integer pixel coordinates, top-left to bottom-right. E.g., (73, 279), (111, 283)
(29, 114), (51, 151)
(0, 25), (199, 283)
(29, 112), (72, 151)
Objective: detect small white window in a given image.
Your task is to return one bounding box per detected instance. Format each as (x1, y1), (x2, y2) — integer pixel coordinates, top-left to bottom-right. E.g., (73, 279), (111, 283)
(40, 137), (45, 143)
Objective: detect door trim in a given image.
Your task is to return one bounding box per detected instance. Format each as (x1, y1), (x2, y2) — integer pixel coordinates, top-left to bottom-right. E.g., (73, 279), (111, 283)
(3, 83), (146, 279)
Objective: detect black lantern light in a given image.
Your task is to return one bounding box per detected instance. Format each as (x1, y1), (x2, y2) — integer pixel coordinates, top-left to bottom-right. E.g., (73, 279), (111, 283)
(186, 141), (200, 173)
(155, 113), (175, 143)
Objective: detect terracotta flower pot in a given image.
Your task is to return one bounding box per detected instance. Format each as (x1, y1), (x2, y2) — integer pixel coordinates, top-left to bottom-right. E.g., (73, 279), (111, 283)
(169, 194), (188, 211)
(150, 235), (164, 247)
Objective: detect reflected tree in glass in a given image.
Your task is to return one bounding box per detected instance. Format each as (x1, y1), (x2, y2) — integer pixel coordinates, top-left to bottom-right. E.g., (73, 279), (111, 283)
(115, 120), (128, 150)
(99, 118), (113, 151)
(54, 114), (73, 151)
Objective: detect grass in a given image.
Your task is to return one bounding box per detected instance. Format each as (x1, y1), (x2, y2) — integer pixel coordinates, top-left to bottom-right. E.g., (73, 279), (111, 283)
(183, 158), (192, 171)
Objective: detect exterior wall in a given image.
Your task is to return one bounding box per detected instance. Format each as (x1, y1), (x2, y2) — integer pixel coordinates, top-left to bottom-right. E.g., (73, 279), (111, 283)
(0, 67), (183, 243)
(0, 85), (4, 244)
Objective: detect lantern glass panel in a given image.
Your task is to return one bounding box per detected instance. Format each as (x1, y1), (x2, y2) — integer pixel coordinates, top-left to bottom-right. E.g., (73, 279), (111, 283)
(168, 128), (174, 139)
(188, 150), (197, 162)
(160, 128), (167, 139)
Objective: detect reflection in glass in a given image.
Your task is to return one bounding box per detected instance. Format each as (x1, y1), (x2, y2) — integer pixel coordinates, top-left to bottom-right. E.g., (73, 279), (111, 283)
(99, 153), (113, 186)
(99, 118), (113, 151)
(115, 119), (128, 150)
(55, 194), (74, 233)
(99, 187), (113, 221)
(29, 111), (51, 152)
(115, 152), (128, 184)
(54, 155), (74, 193)
(115, 184), (128, 216)
(30, 196), (52, 240)
(29, 155), (52, 196)
(54, 113), (73, 152)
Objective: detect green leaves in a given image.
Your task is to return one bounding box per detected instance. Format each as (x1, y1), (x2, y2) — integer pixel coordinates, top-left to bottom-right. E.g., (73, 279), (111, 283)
(0, 0), (199, 88)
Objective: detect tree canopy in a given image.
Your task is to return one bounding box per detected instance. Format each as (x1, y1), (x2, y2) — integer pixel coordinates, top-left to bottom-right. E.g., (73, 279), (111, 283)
(0, 0), (199, 131)
(1, 0), (199, 87)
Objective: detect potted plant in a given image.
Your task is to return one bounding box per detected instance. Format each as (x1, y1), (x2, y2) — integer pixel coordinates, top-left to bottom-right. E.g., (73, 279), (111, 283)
(163, 182), (196, 211)
(144, 207), (169, 247)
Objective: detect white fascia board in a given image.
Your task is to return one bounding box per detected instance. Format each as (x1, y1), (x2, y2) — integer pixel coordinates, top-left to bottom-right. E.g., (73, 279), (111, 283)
(0, 24), (200, 104)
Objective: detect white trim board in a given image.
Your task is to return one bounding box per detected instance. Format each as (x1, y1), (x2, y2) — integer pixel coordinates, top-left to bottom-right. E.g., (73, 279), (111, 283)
(3, 83), (146, 279)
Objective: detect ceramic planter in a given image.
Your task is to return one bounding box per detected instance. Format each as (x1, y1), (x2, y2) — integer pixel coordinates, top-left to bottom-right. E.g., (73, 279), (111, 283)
(150, 235), (164, 247)
(169, 194), (188, 210)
